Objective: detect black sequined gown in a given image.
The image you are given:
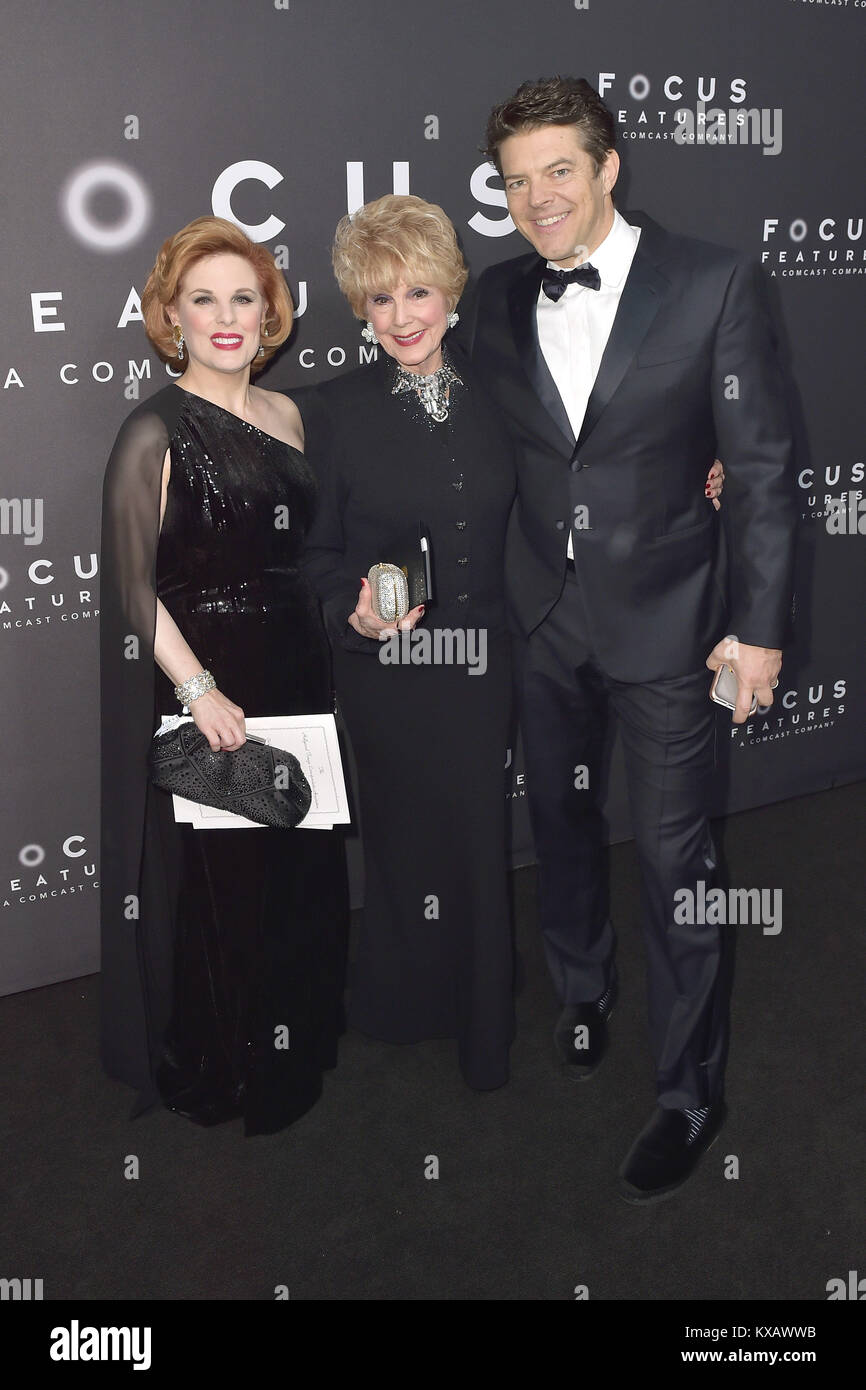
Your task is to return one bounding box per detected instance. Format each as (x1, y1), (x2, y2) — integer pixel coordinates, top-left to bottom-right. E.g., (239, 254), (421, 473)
(99, 383), (349, 1136)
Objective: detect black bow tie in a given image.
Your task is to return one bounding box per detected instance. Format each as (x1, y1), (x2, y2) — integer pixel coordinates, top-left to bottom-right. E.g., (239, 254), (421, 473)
(541, 263), (601, 301)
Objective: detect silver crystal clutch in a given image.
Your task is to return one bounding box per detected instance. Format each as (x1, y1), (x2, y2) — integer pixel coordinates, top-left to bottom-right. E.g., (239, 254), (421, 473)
(367, 563), (409, 624)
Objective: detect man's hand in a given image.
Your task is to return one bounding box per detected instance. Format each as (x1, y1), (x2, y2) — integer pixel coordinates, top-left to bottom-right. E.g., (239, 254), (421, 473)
(706, 637), (782, 724)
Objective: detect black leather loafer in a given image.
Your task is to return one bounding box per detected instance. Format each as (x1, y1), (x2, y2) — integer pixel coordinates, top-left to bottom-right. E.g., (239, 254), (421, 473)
(554, 971), (617, 1080)
(617, 1100), (727, 1203)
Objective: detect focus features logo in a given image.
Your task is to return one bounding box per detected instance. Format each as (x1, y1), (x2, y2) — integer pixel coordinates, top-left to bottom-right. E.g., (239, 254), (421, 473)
(797, 460), (864, 523)
(730, 678), (847, 749)
(761, 215), (865, 278)
(3, 837), (98, 911)
(0, 553), (98, 635)
(595, 72), (782, 154)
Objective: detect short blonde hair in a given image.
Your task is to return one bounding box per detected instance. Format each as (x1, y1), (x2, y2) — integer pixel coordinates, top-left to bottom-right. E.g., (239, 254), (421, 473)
(332, 194), (468, 318)
(142, 216), (293, 373)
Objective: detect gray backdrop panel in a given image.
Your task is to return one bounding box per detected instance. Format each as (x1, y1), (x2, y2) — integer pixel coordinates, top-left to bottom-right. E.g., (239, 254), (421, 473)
(1, 0), (863, 992)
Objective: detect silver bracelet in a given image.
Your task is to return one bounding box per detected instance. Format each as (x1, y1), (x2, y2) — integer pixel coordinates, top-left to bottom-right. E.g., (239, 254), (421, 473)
(174, 669), (216, 705)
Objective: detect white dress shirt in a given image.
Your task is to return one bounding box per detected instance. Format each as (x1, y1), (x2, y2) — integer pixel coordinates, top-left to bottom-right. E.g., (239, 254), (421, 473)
(536, 210), (641, 557)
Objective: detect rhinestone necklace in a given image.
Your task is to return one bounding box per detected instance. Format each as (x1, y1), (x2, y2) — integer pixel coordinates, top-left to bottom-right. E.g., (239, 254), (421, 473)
(391, 358), (463, 423)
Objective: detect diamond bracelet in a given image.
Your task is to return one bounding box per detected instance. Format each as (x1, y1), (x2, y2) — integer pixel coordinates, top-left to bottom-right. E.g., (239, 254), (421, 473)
(174, 669), (216, 705)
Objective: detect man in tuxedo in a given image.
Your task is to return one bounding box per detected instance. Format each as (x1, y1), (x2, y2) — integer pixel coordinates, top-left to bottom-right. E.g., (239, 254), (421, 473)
(464, 77), (796, 1201)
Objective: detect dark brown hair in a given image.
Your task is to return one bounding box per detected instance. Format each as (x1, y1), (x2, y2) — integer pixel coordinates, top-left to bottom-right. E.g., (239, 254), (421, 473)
(483, 76), (617, 176)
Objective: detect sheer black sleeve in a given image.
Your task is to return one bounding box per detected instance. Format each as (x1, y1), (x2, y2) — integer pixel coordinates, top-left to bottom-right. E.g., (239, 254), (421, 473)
(99, 397), (177, 1102)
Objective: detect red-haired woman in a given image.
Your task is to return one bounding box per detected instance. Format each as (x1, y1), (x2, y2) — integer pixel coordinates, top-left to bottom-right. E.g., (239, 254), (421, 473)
(100, 217), (348, 1135)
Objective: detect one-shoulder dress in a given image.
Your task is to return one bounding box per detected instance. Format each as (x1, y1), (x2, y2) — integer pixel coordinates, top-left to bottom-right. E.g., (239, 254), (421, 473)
(99, 383), (349, 1135)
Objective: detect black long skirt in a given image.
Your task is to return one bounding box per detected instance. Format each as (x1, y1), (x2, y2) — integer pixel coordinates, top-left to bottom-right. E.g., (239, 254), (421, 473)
(151, 601), (349, 1137)
(334, 628), (515, 1090)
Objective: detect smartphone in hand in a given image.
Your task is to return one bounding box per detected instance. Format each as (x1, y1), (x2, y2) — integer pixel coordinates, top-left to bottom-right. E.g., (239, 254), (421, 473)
(710, 664), (758, 716)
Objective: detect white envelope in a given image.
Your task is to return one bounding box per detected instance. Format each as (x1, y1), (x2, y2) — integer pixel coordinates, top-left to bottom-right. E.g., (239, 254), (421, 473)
(157, 713), (351, 830)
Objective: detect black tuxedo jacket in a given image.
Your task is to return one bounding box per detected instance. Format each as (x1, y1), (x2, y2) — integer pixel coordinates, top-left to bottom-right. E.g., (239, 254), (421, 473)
(463, 211), (796, 682)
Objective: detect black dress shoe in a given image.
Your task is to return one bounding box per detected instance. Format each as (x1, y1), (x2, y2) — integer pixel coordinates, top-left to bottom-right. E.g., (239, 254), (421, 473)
(554, 971), (617, 1080)
(617, 1099), (727, 1203)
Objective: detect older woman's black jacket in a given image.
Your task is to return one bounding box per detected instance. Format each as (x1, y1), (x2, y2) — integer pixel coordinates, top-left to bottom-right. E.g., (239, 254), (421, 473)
(293, 346), (517, 652)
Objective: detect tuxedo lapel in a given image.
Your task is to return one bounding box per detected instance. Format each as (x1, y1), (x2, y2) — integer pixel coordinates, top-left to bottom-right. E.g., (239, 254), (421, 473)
(507, 260), (575, 454)
(576, 237), (669, 452)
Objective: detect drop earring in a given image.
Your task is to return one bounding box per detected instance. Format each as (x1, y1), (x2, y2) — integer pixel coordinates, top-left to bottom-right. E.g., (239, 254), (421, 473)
(446, 310), (459, 330)
(172, 324), (185, 360)
(258, 323), (268, 357)
(361, 321), (379, 344)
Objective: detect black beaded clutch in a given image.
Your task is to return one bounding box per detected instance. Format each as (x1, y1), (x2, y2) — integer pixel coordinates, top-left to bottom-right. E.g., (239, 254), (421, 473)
(148, 722), (312, 829)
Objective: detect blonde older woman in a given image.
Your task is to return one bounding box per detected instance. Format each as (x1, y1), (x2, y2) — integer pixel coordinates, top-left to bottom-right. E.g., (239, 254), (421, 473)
(297, 195), (519, 1089)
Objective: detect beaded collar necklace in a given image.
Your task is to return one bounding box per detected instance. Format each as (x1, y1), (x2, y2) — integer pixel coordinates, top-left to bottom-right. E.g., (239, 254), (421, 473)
(390, 355), (463, 423)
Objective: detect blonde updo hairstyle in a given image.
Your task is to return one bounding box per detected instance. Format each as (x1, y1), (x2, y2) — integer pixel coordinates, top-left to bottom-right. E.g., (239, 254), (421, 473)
(332, 194), (468, 318)
(142, 216), (293, 373)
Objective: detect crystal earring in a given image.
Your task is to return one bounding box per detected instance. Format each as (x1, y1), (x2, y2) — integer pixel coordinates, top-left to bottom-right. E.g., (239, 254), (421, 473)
(361, 321), (379, 344)
(258, 324), (269, 358)
(172, 324), (185, 360)
(446, 310), (459, 330)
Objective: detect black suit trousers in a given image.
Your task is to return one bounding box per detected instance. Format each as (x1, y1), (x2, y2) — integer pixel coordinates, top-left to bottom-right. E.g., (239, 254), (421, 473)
(516, 569), (730, 1109)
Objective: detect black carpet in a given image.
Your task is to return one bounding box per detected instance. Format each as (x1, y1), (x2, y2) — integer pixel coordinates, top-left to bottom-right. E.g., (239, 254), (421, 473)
(1, 782), (863, 1303)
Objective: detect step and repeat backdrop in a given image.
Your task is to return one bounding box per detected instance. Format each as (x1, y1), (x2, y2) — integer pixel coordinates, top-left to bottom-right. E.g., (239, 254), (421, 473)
(1, 0), (863, 993)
